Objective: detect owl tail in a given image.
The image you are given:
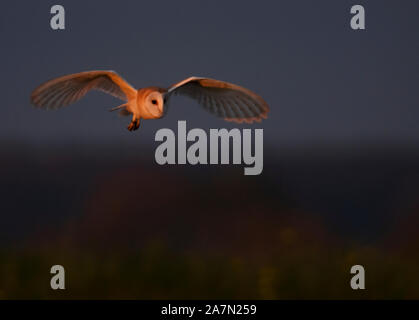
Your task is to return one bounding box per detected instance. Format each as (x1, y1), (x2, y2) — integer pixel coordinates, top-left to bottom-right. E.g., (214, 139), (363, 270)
(109, 103), (131, 117)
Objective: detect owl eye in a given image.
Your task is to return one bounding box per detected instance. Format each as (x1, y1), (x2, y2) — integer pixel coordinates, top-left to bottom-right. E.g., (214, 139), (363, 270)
(151, 99), (158, 105)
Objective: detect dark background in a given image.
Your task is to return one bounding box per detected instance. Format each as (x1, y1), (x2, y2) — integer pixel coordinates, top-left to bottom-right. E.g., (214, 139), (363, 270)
(0, 1), (418, 298)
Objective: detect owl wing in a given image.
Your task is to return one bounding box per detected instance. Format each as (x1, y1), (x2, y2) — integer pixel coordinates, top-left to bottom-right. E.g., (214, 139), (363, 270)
(166, 77), (269, 123)
(31, 70), (137, 110)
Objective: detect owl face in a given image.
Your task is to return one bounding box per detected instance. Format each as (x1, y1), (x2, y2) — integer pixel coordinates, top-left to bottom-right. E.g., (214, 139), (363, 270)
(143, 90), (164, 118)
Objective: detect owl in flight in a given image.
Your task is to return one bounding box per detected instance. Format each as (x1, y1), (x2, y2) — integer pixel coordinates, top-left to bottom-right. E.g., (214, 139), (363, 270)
(31, 70), (269, 131)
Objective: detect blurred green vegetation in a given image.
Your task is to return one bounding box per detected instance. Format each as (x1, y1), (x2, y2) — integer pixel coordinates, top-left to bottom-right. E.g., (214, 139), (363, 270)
(1, 145), (419, 299)
(1, 235), (418, 299)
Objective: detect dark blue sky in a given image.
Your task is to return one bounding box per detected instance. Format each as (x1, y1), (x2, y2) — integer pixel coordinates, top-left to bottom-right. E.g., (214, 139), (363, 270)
(1, 0), (418, 147)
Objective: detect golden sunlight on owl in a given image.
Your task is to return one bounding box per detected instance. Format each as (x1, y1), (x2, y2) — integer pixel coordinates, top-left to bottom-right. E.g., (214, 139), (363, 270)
(31, 71), (269, 131)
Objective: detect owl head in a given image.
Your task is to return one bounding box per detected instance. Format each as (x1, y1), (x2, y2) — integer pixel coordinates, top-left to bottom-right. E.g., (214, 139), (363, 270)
(144, 90), (164, 117)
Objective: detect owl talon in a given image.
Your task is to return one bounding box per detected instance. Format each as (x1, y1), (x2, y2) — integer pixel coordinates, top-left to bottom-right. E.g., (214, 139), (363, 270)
(127, 120), (140, 131)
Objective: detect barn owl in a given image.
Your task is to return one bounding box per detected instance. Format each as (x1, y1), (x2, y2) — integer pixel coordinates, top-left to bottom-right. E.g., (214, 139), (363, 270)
(31, 70), (269, 131)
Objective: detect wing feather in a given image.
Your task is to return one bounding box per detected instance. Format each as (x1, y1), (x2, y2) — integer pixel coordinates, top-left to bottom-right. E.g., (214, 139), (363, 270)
(236, 95), (258, 117)
(207, 96), (218, 116)
(229, 96), (247, 121)
(219, 96), (236, 120)
(212, 96), (224, 118)
(166, 77), (269, 123)
(31, 70), (137, 110)
(230, 97), (250, 121)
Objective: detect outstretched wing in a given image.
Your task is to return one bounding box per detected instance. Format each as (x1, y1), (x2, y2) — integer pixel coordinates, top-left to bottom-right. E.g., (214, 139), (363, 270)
(31, 70), (137, 110)
(166, 77), (269, 123)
